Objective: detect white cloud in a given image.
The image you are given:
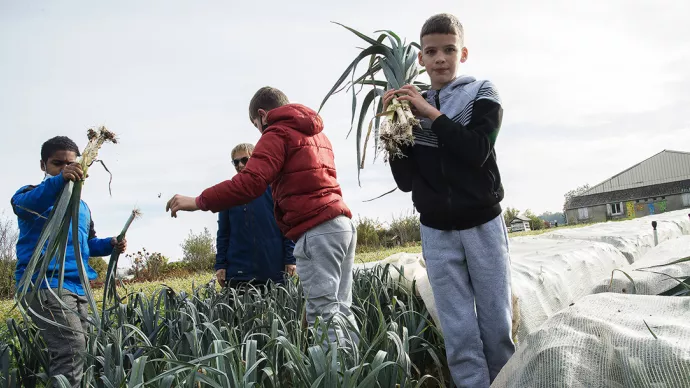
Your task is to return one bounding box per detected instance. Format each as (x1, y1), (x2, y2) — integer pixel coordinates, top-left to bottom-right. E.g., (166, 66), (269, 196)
(1, 0), (688, 261)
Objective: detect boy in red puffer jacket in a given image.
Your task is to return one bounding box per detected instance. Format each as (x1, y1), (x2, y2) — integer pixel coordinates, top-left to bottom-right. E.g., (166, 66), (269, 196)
(166, 87), (359, 349)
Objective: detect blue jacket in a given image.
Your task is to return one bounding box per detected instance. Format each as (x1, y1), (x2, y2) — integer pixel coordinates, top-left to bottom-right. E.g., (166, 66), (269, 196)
(11, 174), (114, 296)
(215, 186), (295, 284)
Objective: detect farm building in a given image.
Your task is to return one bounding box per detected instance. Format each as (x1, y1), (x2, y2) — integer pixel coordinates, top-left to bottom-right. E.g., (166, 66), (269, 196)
(565, 150), (690, 224)
(510, 215), (532, 232)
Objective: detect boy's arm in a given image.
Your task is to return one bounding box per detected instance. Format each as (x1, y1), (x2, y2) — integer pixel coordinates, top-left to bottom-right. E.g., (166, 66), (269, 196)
(430, 81), (503, 168)
(196, 130), (287, 212)
(10, 174), (65, 219)
(389, 145), (417, 193)
(87, 219), (115, 258)
(283, 236), (296, 265)
(215, 211), (230, 271)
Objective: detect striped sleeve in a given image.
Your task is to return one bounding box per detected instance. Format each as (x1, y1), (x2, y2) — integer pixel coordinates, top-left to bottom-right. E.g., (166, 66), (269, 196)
(476, 80), (501, 105)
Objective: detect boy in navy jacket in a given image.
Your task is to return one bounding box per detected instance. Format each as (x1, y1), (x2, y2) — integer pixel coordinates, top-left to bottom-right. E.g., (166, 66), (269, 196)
(214, 143), (295, 289)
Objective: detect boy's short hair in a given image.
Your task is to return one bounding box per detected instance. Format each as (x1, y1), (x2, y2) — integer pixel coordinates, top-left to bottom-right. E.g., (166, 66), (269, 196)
(420, 13), (464, 46)
(231, 143), (255, 159)
(248, 86), (290, 121)
(41, 136), (81, 162)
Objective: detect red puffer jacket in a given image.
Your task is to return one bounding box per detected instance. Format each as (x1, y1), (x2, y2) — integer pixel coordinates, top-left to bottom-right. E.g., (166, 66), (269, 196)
(196, 104), (352, 241)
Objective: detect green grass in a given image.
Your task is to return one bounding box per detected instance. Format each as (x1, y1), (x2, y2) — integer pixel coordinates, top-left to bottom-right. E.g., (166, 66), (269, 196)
(355, 244), (423, 264)
(510, 223), (590, 237)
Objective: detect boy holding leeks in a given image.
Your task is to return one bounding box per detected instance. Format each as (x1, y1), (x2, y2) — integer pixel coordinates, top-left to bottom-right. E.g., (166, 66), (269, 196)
(11, 136), (126, 387)
(385, 13), (515, 387)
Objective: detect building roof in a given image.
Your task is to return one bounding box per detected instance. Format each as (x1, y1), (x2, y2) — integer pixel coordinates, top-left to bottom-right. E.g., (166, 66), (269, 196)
(582, 150), (690, 195)
(567, 178), (690, 209)
(511, 215), (531, 223)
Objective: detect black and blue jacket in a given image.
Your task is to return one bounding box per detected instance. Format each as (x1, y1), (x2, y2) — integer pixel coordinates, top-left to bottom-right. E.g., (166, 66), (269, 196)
(390, 75), (504, 230)
(215, 186), (295, 284)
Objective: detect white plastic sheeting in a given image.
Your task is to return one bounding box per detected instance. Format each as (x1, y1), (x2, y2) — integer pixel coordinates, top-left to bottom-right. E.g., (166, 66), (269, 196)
(491, 293), (690, 388)
(508, 237), (629, 343)
(545, 210), (690, 263)
(354, 210), (690, 387)
(595, 235), (690, 296)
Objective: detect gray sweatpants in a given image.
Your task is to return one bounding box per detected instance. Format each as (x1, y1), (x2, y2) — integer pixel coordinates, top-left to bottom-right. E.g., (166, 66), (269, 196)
(421, 214), (515, 388)
(293, 215), (359, 350)
(28, 289), (89, 388)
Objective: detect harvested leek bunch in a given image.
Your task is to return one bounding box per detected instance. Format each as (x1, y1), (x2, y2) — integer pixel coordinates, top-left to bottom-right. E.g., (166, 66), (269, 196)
(15, 126), (117, 328)
(319, 23), (429, 182)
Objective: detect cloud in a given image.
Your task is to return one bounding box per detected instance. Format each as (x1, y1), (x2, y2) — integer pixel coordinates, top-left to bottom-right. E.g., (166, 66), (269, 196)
(1, 0), (688, 262)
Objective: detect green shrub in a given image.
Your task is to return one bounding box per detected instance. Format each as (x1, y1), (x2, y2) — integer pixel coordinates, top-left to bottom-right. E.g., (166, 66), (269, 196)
(355, 216), (383, 252)
(181, 228), (216, 271)
(0, 259), (15, 300)
(389, 210), (421, 245)
(88, 257), (108, 282)
(0, 212), (17, 299)
(125, 248), (169, 281)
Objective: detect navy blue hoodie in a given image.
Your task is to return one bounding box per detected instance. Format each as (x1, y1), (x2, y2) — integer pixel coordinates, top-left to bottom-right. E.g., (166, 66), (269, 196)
(215, 186), (295, 284)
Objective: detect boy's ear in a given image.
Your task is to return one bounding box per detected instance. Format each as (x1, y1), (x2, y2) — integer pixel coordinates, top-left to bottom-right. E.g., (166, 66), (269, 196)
(418, 51), (424, 67)
(258, 109), (268, 122)
(460, 47), (469, 63)
(40, 160), (46, 172)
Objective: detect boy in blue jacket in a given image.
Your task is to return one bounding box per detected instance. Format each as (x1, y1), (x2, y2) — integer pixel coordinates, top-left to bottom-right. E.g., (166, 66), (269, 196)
(385, 14), (515, 387)
(215, 143), (295, 290)
(11, 136), (126, 387)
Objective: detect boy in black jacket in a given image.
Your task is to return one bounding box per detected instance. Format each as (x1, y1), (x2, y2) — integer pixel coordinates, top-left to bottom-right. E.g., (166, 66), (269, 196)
(385, 13), (514, 388)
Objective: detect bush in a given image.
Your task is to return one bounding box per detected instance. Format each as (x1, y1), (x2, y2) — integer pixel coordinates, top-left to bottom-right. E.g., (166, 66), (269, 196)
(181, 228), (216, 271)
(0, 212), (17, 299)
(0, 259), (16, 300)
(162, 261), (193, 278)
(89, 257), (108, 282)
(126, 248), (169, 281)
(355, 216), (383, 252)
(389, 210), (421, 246)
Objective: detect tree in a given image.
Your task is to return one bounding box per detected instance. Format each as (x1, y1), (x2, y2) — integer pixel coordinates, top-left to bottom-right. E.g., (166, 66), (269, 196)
(563, 184), (591, 212)
(89, 257), (108, 282)
(0, 212), (18, 299)
(181, 228), (216, 271)
(503, 207), (520, 226)
(523, 209), (544, 231)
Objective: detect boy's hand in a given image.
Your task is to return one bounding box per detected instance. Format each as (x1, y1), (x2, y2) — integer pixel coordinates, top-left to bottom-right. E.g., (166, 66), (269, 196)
(215, 269), (227, 287)
(382, 89), (398, 112)
(166, 195), (199, 217)
(285, 264), (296, 276)
(394, 85), (442, 121)
(62, 163), (84, 182)
(111, 237), (127, 253)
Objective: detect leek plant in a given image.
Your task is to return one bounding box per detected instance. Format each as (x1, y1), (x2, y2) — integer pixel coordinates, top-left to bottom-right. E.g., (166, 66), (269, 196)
(319, 23), (430, 183)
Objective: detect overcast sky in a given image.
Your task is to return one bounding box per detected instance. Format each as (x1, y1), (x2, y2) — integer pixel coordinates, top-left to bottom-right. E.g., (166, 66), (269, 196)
(2, 0), (688, 265)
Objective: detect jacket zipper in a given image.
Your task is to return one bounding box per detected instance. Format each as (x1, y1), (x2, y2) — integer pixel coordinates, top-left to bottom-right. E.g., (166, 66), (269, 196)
(434, 92), (453, 213)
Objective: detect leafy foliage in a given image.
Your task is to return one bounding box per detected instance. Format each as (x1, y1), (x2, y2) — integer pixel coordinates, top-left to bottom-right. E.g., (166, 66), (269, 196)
(88, 257), (108, 282)
(563, 184), (591, 212)
(523, 209), (544, 231)
(319, 23), (430, 184)
(181, 228), (216, 271)
(0, 213), (17, 300)
(503, 207), (520, 227)
(126, 248), (169, 281)
(0, 265), (450, 387)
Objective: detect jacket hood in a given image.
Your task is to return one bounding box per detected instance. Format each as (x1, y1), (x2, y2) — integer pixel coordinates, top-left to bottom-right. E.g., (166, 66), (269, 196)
(425, 75), (476, 99)
(265, 104), (324, 136)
